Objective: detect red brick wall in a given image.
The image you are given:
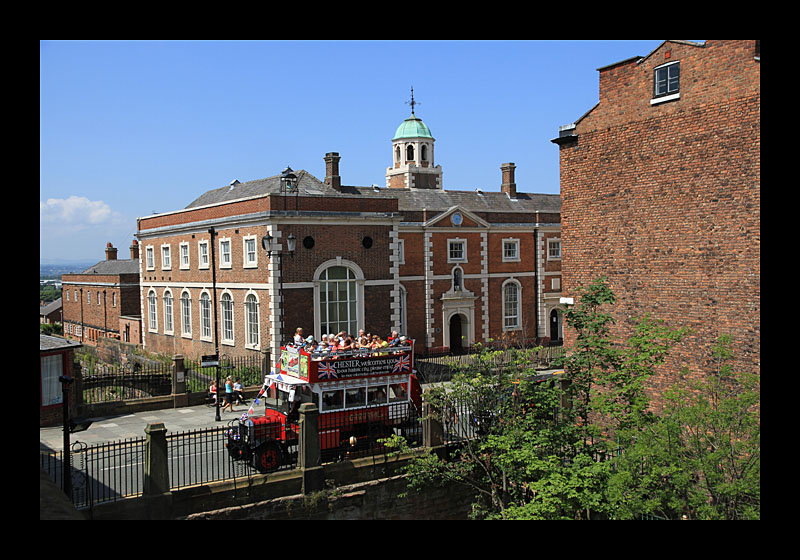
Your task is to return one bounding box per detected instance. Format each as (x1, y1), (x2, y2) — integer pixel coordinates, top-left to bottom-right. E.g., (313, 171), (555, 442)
(558, 40), (760, 394)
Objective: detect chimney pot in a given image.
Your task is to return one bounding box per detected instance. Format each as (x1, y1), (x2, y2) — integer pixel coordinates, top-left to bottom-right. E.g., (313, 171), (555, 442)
(130, 239), (139, 260)
(105, 243), (118, 260)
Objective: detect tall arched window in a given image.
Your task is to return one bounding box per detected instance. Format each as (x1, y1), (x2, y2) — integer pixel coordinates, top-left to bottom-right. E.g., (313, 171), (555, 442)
(245, 293), (259, 347)
(406, 144), (414, 161)
(163, 290), (174, 334)
(421, 144), (428, 161)
(221, 292), (234, 343)
(147, 290), (158, 331)
(200, 292), (211, 339)
(503, 280), (521, 330)
(319, 266), (358, 336)
(395, 145), (401, 163)
(181, 291), (192, 336)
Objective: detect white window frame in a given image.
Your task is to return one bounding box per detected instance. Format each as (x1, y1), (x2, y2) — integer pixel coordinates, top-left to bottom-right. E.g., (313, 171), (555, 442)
(163, 289), (174, 335)
(147, 289), (158, 332)
(243, 235), (258, 268)
(180, 290), (192, 338)
(200, 291), (212, 341)
(161, 244), (172, 270)
(244, 291), (260, 349)
(502, 279), (522, 330)
(502, 238), (520, 262)
(198, 240), (210, 270)
(447, 238), (467, 263)
(112, 292), (117, 307)
(179, 242), (190, 270)
(220, 291), (234, 345)
(220, 238), (232, 269)
(41, 354), (64, 407)
(547, 238), (562, 261)
(146, 246), (155, 270)
(314, 261), (364, 340)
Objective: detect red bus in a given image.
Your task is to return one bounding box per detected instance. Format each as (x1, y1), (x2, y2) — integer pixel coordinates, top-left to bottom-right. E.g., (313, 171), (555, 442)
(225, 342), (422, 473)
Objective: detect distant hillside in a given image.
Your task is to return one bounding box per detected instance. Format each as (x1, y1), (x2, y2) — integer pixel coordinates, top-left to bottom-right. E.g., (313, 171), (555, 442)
(40, 262), (94, 279)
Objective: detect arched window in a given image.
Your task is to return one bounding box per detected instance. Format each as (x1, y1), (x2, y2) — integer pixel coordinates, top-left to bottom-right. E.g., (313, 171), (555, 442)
(395, 145), (401, 163)
(503, 280), (521, 330)
(180, 291), (192, 336)
(221, 292), (234, 343)
(319, 266), (358, 336)
(406, 144), (414, 161)
(200, 292), (211, 339)
(147, 290), (158, 331)
(245, 293), (259, 347)
(421, 144), (428, 161)
(163, 290), (174, 334)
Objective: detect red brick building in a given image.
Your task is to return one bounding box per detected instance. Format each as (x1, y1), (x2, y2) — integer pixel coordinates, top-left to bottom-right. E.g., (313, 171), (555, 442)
(61, 242), (142, 345)
(136, 109), (561, 366)
(553, 40), (760, 391)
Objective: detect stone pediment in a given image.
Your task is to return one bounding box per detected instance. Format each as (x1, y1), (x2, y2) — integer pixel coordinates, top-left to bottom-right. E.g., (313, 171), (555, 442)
(424, 205), (489, 229)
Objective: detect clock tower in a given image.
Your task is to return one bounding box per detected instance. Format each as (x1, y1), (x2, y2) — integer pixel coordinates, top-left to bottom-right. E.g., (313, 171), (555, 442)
(386, 88), (443, 190)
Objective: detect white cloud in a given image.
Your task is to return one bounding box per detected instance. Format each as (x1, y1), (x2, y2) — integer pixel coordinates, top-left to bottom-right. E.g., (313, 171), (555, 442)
(40, 196), (114, 226)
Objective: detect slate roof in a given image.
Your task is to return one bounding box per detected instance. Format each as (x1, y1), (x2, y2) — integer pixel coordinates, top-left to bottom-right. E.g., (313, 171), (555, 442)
(40, 333), (82, 352)
(79, 259), (140, 275)
(40, 298), (62, 316)
(185, 170), (560, 216)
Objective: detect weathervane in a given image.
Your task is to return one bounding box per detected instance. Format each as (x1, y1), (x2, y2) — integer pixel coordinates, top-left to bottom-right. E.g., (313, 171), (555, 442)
(405, 86), (420, 115)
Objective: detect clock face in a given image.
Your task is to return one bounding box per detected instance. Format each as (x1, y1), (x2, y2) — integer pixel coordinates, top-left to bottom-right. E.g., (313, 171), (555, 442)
(451, 212), (463, 226)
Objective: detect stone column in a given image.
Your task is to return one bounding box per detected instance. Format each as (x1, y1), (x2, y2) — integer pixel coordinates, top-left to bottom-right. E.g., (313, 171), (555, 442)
(298, 403), (324, 494)
(143, 422), (172, 519)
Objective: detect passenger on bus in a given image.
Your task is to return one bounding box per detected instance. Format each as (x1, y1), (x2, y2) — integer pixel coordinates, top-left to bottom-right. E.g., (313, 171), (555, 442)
(293, 327), (304, 346)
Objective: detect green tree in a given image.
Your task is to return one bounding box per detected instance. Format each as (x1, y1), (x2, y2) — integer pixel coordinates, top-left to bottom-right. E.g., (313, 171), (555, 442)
(608, 335), (760, 520)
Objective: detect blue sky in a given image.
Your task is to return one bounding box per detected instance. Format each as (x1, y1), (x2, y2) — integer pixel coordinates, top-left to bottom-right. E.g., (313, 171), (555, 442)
(40, 39), (671, 263)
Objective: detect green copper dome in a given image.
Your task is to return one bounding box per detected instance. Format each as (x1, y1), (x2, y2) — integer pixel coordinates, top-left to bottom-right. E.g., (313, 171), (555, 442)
(393, 114), (434, 140)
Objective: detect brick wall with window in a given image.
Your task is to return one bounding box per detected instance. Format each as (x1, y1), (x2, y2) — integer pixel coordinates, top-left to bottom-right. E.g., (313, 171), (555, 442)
(556, 40), (760, 401)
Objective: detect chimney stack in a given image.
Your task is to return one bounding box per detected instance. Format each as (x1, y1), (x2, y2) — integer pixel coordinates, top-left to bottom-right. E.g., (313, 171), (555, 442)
(130, 239), (139, 260)
(324, 152), (342, 191)
(501, 162), (517, 198)
(105, 242), (118, 260)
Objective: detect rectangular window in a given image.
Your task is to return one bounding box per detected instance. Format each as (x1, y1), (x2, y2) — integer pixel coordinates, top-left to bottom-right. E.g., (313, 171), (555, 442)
(199, 241), (209, 269)
(181, 294), (191, 336)
(654, 61), (680, 98)
(180, 242), (190, 269)
(146, 246), (155, 270)
(448, 239), (466, 262)
(161, 245), (171, 270)
(548, 239), (561, 260)
(244, 237), (257, 268)
(502, 239), (520, 262)
(220, 239), (231, 268)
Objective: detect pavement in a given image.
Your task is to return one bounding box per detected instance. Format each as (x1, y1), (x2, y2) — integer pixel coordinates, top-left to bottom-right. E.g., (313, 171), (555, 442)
(40, 402), (252, 452)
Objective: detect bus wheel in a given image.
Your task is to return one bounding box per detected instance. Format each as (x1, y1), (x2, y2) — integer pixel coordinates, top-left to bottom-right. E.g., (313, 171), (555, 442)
(253, 442), (282, 473)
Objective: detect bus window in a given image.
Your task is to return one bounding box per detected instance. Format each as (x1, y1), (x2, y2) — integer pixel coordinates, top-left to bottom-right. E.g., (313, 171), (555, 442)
(389, 382), (407, 402)
(322, 389), (344, 411)
(368, 385), (387, 406)
(345, 387), (365, 409)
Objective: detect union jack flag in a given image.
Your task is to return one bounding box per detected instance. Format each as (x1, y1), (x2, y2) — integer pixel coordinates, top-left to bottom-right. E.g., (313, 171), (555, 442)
(393, 354), (411, 374)
(318, 362), (338, 379)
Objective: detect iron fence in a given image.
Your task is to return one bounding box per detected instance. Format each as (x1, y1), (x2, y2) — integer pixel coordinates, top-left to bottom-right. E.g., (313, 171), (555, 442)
(40, 436), (147, 511)
(414, 344), (564, 384)
(80, 360), (173, 404)
(183, 355), (266, 394)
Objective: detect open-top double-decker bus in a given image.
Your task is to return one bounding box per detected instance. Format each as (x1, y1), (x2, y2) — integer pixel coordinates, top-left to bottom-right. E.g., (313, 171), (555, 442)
(225, 341), (422, 473)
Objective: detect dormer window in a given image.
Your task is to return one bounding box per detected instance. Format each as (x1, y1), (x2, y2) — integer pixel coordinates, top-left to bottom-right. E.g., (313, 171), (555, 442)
(652, 61), (680, 104)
